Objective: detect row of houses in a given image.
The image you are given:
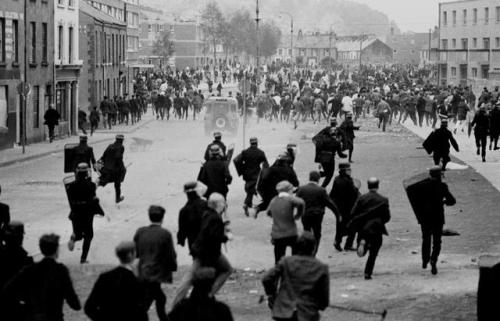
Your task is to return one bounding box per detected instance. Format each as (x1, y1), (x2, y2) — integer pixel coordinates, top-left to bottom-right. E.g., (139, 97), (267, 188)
(273, 32), (394, 67)
(0, 0), (209, 150)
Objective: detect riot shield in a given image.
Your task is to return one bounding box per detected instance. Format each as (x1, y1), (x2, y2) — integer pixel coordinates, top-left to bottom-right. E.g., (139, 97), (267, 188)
(403, 172), (430, 224)
(64, 144), (79, 173)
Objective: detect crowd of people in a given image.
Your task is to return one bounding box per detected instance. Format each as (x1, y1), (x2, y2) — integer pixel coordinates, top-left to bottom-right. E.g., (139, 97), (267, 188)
(4, 60), (500, 321)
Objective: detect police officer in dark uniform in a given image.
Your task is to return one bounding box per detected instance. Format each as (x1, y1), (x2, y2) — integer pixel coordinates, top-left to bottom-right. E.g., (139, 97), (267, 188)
(72, 136), (96, 173)
(234, 137), (269, 216)
(317, 128), (347, 188)
(430, 118), (459, 171)
(255, 153), (299, 216)
(204, 132), (227, 161)
(338, 113), (360, 163)
(98, 135), (126, 203)
(416, 167), (456, 275)
(471, 105), (490, 162)
(198, 145), (232, 199)
(330, 162), (360, 252)
(0, 184), (10, 247)
(68, 163), (104, 264)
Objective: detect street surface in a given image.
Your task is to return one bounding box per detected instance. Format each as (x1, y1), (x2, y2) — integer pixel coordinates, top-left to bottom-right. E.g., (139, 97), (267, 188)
(1, 88), (499, 320)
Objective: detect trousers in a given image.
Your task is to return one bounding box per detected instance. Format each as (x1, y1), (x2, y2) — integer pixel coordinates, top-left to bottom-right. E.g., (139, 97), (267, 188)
(302, 213), (324, 256)
(273, 236), (297, 264)
(421, 224), (443, 265)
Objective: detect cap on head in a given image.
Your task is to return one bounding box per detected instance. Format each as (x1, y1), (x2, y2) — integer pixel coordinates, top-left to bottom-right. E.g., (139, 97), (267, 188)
(79, 135), (88, 142)
(183, 181), (198, 193)
(209, 144), (221, 155)
(429, 166), (442, 178)
(76, 163), (89, 173)
(367, 177), (379, 190)
(116, 134), (125, 141)
(250, 137), (258, 145)
(5, 221), (25, 236)
(440, 117), (449, 125)
(338, 162), (351, 171)
(276, 180), (294, 193)
(213, 132), (222, 139)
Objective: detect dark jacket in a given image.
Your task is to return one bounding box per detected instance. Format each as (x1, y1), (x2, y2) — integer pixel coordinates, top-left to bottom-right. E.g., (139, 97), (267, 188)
(84, 266), (148, 321)
(168, 294), (234, 321)
(0, 202), (9, 242)
(177, 195), (207, 252)
(234, 146), (268, 182)
(72, 143), (96, 171)
(330, 174), (360, 218)
(198, 157), (232, 197)
(262, 255), (329, 321)
(191, 209), (228, 264)
(204, 140), (227, 161)
(490, 107), (500, 135)
(432, 127), (459, 153)
(415, 178), (455, 226)
(67, 177), (102, 218)
(349, 191), (391, 237)
(44, 108), (60, 126)
(134, 224), (177, 283)
(0, 245), (33, 295)
(257, 162), (299, 202)
(100, 142), (125, 183)
(3, 257), (81, 321)
(471, 110), (490, 136)
(296, 182), (338, 217)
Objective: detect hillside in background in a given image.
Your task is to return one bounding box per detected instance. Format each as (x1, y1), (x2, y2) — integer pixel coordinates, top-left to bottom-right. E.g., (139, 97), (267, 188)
(142, 0), (400, 37)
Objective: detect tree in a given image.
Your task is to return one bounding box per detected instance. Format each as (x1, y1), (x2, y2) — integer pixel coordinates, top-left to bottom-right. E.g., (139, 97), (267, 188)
(152, 31), (174, 68)
(259, 22), (281, 58)
(200, 2), (225, 76)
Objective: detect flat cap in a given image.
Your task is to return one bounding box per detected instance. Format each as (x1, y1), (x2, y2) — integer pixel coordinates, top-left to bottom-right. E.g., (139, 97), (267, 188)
(184, 181), (198, 192)
(250, 137), (258, 144)
(213, 132), (222, 138)
(116, 134), (125, 140)
(429, 166), (442, 177)
(79, 135), (88, 141)
(339, 162), (351, 170)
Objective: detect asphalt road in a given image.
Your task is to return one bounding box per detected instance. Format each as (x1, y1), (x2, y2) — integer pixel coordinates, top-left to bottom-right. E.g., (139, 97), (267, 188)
(2, 96), (498, 320)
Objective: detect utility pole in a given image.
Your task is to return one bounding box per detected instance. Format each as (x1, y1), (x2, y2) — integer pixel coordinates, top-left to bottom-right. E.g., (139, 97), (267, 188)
(22, 0), (28, 153)
(329, 26), (333, 77)
(280, 11), (293, 89)
(255, 0), (260, 92)
(359, 34), (364, 70)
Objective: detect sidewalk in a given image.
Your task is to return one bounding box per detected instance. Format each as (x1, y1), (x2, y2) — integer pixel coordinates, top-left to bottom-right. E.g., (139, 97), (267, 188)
(402, 119), (500, 192)
(0, 114), (154, 168)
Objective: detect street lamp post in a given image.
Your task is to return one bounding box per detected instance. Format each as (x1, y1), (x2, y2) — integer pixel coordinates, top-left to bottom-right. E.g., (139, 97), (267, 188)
(255, 0), (260, 90)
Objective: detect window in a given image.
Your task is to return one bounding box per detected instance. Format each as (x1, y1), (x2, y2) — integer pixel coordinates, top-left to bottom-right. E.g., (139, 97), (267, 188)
(0, 86), (7, 131)
(42, 23), (47, 63)
(58, 0), (64, 5)
(443, 11), (448, 26)
(496, 37), (500, 48)
(55, 83), (67, 121)
(68, 27), (73, 64)
(461, 38), (468, 50)
(451, 67), (457, 77)
(481, 65), (489, 79)
(32, 86), (39, 128)
(30, 22), (36, 64)
(485, 7), (489, 24)
(496, 6), (500, 22)
(288, 49), (292, 56)
(68, 0), (74, 7)
(58, 25), (63, 61)
(463, 9), (467, 25)
(483, 38), (490, 49)
(148, 24), (152, 32)
(0, 18), (5, 63)
(452, 10), (457, 25)
(473, 8), (478, 24)
(472, 68), (478, 78)
(13, 20), (18, 63)
(473, 38), (477, 48)
(452, 39), (456, 48)
(442, 39), (448, 50)
(278, 49), (283, 55)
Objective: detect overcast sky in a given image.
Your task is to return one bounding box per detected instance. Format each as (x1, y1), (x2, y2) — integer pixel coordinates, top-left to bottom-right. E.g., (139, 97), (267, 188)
(352, 0), (443, 32)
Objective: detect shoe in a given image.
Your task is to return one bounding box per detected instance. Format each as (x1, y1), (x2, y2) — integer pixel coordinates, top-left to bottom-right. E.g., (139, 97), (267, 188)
(357, 239), (367, 257)
(477, 149), (480, 155)
(489, 145), (492, 150)
(243, 205), (249, 217)
(349, 160), (354, 163)
(116, 196), (124, 204)
(344, 246), (357, 252)
(68, 234), (76, 252)
(482, 157), (486, 162)
(334, 242), (343, 252)
(364, 274), (372, 280)
(431, 262), (438, 275)
(80, 259), (89, 264)
(422, 261), (429, 269)
(495, 147), (500, 150)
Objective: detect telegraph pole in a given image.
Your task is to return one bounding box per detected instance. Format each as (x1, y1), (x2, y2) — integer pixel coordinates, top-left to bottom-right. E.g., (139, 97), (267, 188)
(255, 0), (260, 91)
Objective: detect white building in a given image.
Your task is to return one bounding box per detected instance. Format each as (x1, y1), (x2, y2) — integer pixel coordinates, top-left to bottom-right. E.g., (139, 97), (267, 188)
(438, 0), (500, 89)
(55, 0), (83, 135)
